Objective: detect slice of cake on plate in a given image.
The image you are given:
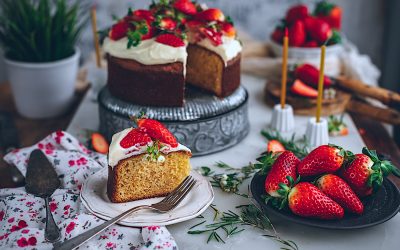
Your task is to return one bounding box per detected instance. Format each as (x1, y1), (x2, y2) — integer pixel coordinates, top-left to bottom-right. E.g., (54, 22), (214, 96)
(107, 118), (192, 203)
(103, 0), (242, 107)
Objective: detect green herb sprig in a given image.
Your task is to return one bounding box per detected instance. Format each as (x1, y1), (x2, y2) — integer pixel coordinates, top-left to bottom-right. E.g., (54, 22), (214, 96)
(198, 155), (276, 193)
(188, 203), (298, 250)
(0, 0), (88, 62)
(261, 129), (309, 158)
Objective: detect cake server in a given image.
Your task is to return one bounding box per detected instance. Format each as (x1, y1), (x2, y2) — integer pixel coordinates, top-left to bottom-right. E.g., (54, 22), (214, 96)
(25, 149), (61, 243)
(53, 175), (197, 250)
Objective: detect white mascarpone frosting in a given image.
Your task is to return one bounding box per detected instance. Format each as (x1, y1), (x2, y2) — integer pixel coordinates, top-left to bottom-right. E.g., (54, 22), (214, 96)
(108, 127), (191, 167)
(195, 36), (242, 65)
(103, 37), (188, 66)
(103, 35), (241, 68)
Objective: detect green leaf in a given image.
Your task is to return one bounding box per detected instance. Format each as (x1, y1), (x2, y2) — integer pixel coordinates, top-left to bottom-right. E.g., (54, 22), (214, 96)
(0, 0), (87, 62)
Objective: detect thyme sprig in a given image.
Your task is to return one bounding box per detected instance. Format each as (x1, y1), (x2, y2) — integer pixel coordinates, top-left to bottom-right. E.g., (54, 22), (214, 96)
(188, 202), (298, 250)
(261, 129), (309, 158)
(198, 155), (276, 193)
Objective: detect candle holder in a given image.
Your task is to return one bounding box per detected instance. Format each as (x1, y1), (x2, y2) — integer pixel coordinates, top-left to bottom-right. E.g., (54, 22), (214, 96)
(305, 117), (329, 148)
(270, 104), (295, 132)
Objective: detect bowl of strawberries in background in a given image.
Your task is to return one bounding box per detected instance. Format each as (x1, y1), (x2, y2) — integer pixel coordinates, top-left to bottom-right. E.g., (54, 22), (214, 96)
(269, 1), (343, 77)
(251, 144), (400, 229)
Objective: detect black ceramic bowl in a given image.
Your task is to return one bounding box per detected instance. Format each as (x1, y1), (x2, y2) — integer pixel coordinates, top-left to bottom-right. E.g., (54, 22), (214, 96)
(251, 173), (400, 229)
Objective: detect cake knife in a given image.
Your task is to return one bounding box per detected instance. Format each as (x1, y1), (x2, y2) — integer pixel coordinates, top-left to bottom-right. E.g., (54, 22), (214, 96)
(25, 149), (61, 243)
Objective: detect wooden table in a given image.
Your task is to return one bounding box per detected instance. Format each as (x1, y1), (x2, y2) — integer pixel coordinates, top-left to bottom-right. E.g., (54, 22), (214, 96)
(1, 82), (399, 189)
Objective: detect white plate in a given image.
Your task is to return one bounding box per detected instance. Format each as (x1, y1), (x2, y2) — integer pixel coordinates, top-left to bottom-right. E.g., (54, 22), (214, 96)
(80, 168), (214, 226)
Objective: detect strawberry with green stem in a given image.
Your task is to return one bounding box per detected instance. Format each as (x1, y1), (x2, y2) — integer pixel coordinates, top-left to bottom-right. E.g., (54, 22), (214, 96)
(264, 151), (300, 198)
(340, 147), (400, 197)
(314, 1), (342, 30)
(268, 177), (344, 219)
(297, 144), (353, 176)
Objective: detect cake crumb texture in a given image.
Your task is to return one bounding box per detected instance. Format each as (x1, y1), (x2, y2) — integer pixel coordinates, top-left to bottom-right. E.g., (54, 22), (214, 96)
(107, 151), (191, 203)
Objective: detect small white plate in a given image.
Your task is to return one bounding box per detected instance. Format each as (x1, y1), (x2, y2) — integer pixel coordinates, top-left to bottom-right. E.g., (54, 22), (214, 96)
(80, 168), (214, 226)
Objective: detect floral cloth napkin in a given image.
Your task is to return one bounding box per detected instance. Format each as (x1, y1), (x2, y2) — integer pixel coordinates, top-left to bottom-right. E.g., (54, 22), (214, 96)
(0, 131), (178, 250)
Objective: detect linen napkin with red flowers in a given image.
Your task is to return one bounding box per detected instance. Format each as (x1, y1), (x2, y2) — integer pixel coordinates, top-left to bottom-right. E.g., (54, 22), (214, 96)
(0, 131), (178, 249)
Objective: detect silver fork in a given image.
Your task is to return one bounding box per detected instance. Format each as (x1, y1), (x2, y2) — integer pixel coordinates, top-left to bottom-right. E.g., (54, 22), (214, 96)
(53, 176), (197, 250)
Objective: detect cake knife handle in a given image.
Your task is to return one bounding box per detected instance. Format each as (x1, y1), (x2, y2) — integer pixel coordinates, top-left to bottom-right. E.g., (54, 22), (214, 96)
(53, 205), (150, 250)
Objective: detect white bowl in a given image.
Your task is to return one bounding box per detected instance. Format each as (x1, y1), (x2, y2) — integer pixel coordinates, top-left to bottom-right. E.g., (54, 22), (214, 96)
(269, 40), (343, 77)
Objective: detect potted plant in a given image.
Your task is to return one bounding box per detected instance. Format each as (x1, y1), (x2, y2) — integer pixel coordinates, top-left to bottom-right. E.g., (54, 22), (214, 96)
(0, 0), (87, 119)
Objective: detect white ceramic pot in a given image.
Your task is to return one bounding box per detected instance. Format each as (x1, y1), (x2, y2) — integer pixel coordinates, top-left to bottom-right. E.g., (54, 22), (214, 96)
(4, 48), (80, 119)
(269, 40), (343, 77)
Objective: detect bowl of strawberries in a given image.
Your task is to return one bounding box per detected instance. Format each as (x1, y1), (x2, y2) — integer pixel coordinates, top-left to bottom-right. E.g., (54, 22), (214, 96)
(269, 1), (343, 77)
(251, 144), (400, 229)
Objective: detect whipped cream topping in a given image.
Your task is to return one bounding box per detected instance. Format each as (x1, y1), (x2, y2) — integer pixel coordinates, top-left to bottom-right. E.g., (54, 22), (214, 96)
(195, 36), (242, 65)
(103, 37), (188, 73)
(108, 127), (191, 167)
(103, 35), (241, 68)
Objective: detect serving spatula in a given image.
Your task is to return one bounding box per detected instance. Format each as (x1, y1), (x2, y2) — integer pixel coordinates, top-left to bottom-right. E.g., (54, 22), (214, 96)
(25, 149), (61, 243)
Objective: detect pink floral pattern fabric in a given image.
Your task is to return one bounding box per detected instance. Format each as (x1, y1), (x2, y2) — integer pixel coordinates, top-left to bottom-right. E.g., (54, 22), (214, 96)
(0, 131), (178, 249)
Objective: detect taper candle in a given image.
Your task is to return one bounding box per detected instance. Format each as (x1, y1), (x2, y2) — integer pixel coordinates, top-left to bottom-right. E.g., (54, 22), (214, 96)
(316, 45), (326, 123)
(91, 6), (102, 68)
(280, 28), (289, 108)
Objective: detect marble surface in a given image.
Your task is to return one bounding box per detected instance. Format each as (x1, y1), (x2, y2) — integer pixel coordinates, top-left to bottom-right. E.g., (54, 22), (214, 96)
(67, 74), (399, 250)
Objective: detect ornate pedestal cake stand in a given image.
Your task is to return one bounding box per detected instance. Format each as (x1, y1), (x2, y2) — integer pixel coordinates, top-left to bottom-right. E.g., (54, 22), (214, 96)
(98, 85), (249, 156)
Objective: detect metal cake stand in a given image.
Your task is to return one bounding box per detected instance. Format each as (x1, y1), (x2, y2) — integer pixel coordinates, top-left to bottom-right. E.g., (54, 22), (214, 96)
(98, 85), (249, 156)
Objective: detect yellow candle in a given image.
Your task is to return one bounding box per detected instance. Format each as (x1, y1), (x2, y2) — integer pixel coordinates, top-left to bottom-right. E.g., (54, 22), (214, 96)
(280, 28), (289, 109)
(91, 6), (102, 68)
(316, 45), (326, 123)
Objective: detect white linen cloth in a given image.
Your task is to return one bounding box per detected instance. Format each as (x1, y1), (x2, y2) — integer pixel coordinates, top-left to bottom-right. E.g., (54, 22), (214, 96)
(0, 131), (178, 250)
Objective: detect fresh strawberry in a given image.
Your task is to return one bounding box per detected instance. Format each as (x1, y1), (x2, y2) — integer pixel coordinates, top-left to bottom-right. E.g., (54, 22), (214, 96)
(158, 17), (177, 31)
(200, 27), (222, 46)
(294, 64), (332, 87)
(120, 128), (152, 148)
(195, 8), (225, 22)
(271, 27), (284, 44)
(267, 140), (285, 154)
(290, 79), (318, 98)
(186, 20), (203, 29)
(314, 1), (342, 30)
(304, 17), (332, 44)
(265, 151), (299, 197)
(303, 40), (318, 47)
(109, 20), (130, 40)
(173, 0), (197, 15)
(288, 20), (306, 47)
(340, 147), (400, 197)
(221, 22), (236, 37)
(91, 133), (109, 154)
(287, 182), (344, 219)
(297, 144), (352, 176)
(286, 4), (309, 24)
(132, 9), (154, 23)
(140, 21), (154, 40)
(136, 118), (178, 147)
(155, 33), (185, 47)
(316, 174), (364, 215)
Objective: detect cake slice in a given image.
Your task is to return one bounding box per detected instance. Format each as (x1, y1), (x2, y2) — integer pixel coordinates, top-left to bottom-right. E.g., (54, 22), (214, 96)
(107, 118), (191, 203)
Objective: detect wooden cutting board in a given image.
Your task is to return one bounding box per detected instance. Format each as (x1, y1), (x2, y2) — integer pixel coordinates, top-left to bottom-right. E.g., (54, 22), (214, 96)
(264, 81), (352, 116)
